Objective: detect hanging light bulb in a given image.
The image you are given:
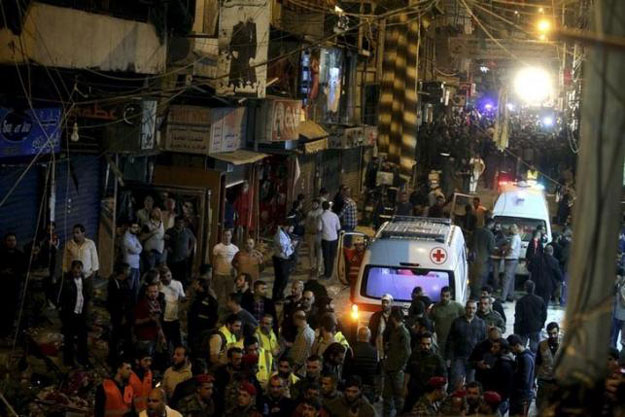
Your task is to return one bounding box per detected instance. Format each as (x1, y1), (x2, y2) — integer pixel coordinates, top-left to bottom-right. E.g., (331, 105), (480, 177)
(71, 122), (80, 142)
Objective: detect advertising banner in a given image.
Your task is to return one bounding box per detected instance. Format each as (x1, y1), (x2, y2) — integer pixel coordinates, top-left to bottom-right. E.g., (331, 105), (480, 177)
(209, 107), (247, 153)
(0, 107), (61, 158)
(165, 106), (212, 154)
(216, 0), (270, 98)
(257, 99), (301, 142)
(165, 105), (247, 154)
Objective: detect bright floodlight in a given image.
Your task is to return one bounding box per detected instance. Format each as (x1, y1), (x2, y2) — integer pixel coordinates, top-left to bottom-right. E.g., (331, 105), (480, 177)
(513, 67), (553, 105)
(537, 19), (551, 33)
(542, 116), (554, 126)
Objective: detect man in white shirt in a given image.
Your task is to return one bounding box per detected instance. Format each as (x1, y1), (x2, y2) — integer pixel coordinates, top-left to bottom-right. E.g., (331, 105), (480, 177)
(272, 221), (295, 301)
(63, 224), (99, 301)
(159, 265), (186, 349)
(469, 156), (486, 194)
(318, 201), (341, 279)
(63, 224), (99, 279)
(502, 224), (522, 302)
(212, 229), (239, 307)
(122, 221), (143, 300)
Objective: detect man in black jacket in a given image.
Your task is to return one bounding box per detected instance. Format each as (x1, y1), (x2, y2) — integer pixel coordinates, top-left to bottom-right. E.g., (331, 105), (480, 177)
(258, 375), (294, 417)
(528, 245), (563, 307)
(59, 260), (90, 368)
(470, 220), (495, 299)
(483, 338), (514, 413)
(403, 331), (446, 411)
(0, 232), (26, 338)
(343, 327), (380, 403)
(445, 300), (487, 390)
(242, 280), (277, 324)
(469, 326), (502, 386)
(107, 263), (134, 366)
(507, 334), (535, 416)
(514, 280), (547, 353)
(188, 267), (219, 358)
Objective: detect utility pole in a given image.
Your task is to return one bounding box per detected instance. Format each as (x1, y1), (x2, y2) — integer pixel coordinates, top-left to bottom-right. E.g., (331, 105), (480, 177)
(554, 0), (625, 410)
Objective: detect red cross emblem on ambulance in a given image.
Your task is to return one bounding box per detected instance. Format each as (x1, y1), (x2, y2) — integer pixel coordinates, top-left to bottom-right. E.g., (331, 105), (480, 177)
(430, 247), (447, 265)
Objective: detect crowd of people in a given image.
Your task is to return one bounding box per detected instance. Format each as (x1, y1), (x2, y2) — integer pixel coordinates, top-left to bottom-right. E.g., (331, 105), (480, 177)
(4, 170), (625, 417)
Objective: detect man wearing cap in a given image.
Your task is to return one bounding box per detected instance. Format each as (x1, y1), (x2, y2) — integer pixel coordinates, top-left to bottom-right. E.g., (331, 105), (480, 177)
(177, 374), (216, 417)
(479, 391), (502, 416)
(327, 376), (376, 417)
(226, 382), (262, 417)
(369, 294), (393, 359)
(409, 377), (447, 416)
(382, 307), (411, 417)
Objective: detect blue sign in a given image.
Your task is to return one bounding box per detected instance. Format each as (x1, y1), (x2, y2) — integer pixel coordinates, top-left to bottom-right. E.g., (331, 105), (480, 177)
(0, 107), (61, 158)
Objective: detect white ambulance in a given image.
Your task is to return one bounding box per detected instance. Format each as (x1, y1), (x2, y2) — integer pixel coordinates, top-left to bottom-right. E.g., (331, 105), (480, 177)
(347, 216), (469, 326)
(492, 181), (552, 274)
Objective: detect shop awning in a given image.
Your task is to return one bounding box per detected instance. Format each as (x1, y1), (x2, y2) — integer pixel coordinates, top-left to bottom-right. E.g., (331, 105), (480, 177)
(298, 120), (329, 140)
(210, 149), (269, 165)
(303, 138), (329, 154)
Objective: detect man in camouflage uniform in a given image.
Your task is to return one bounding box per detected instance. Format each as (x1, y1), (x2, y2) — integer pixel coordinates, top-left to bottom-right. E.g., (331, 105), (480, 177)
(403, 331), (446, 412)
(177, 374), (215, 417)
(409, 377), (447, 417)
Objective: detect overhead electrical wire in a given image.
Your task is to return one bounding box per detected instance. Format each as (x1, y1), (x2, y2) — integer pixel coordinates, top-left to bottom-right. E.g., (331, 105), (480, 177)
(459, 0), (526, 63)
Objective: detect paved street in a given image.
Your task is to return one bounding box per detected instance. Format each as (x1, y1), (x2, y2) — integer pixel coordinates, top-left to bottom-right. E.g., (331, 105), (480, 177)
(267, 239), (567, 339)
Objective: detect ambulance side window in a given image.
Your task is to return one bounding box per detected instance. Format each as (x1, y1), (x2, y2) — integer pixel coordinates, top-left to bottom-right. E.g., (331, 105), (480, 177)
(457, 246), (467, 293)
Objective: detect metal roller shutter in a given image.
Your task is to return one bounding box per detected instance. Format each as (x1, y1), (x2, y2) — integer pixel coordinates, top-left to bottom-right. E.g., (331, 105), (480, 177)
(55, 155), (102, 243)
(0, 164), (42, 247)
(293, 153), (317, 209)
(341, 147), (362, 197)
(321, 149), (341, 197)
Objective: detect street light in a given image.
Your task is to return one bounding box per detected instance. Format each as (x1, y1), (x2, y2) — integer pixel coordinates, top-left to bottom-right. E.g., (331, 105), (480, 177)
(537, 19), (551, 34)
(513, 66), (554, 105)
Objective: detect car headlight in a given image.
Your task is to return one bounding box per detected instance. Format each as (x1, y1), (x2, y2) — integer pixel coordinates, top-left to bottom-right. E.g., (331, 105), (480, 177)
(351, 304), (359, 321)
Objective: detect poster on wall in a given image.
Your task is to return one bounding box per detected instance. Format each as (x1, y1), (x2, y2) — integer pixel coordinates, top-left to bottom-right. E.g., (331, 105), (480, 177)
(216, 0), (270, 98)
(0, 107), (61, 158)
(210, 107), (247, 153)
(301, 48), (344, 123)
(257, 99), (301, 142)
(165, 106), (212, 154)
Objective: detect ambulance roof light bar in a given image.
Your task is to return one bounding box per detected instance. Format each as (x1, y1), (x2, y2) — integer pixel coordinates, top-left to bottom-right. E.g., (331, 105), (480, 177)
(380, 216), (451, 242)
